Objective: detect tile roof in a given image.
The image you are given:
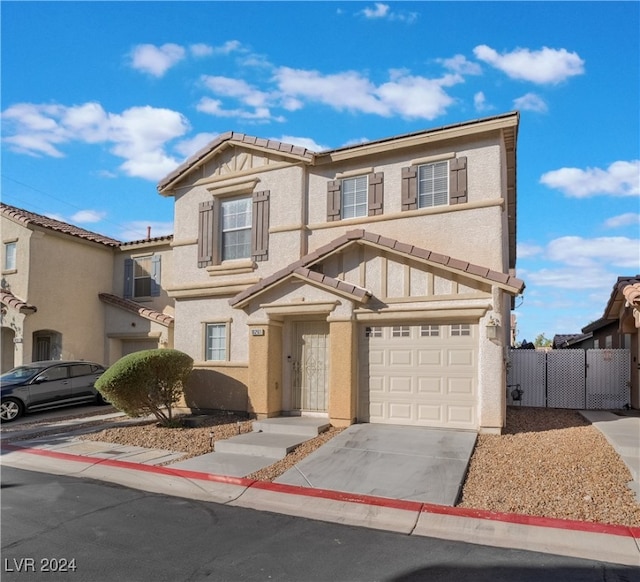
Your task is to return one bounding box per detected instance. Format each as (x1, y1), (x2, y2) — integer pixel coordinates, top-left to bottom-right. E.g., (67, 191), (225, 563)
(552, 333), (592, 349)
(602, 275), (640, 321)
(230, 228), (524, 308)
(98, 293), (174, 326)
(120, 234), (174, 247)
(0, 290), (37, 314)
(157, 131), (316, 192)
(157, 112), (519, 194)
(1, 203), (121, 247)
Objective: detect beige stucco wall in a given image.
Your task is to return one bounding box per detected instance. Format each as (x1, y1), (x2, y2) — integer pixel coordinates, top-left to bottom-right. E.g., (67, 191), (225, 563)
(1, 219), (114, 365)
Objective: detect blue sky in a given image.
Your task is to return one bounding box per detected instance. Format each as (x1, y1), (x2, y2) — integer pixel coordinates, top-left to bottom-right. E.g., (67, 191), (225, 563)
(2, 1), (639, 343)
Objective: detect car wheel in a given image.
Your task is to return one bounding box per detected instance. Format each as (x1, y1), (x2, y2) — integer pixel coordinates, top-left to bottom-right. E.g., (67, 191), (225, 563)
(1, 398), (24, 422)
(96, 391), (109, 406)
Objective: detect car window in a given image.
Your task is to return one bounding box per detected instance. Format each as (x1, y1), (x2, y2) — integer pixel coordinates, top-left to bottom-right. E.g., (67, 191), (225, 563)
(1, 366), (47, 382)
(40, 366), (69, 381)
(70, 364), (94, 378)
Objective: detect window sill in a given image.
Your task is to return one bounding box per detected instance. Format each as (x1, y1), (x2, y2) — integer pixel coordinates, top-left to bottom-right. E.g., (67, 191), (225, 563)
(2, 269), (17, 275)
(206, 259), (256, 277)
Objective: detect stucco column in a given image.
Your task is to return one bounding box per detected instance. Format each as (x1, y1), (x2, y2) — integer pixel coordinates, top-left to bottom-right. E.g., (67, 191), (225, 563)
(247, 321), (282, 419)
(328, 319), (357, 427)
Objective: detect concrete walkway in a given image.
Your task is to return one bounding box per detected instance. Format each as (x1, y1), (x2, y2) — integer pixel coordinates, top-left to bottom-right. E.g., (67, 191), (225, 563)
(580, 410), (640, 499)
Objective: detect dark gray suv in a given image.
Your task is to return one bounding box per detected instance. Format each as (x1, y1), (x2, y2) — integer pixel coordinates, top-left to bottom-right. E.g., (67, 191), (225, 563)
(0, 360), (107, 422)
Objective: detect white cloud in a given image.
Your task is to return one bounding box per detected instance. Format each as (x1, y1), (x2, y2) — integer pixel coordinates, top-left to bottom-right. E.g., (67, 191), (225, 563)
(189, 43), (213, 57)
(546, 236), (639, 268)
(201, 75), (270, 107)
(362, 3), (389, 18)
(71, 210), (106, 223)
(174, 132), (220, 158)
(540, 160), (640, 197)
(2, 101), (190, 181)
(473, 45), (585, 84)
(196, 97), (282, 122)
(513, 92), (548, 113)
(273, 67), (461, 120)
(474, 91), (493, 112)
(604, 213), (640, 229)
(527, 266), (615, 290)
(360, 3), (418, 23)
(517, 242), (543, 258)
(440, 55), (482, 76)
(274, 135), (327, 152)
(129, 43), (186, 77)
(211, 40), (243, 56)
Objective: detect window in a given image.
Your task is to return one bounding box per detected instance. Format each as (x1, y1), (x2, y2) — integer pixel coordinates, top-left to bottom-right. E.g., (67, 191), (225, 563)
(221, 196), (252, 261)
(124, 256), (161, 299)
(341, 176), (368, 219)
(4, 241), (16, 271)
(418, 161), (448, 208)
(605, 335), (613, 349)
(134, 257), (152, 297)
(365, 326), (382, 338)
(593, 339), (600, 349)
(198, 191), (270, 268)
(392, 326), (410, 338)
(451, 324), (471, 336)
(420, 325), (440, 337)
(327, 172), (384, 221)
(205, 323), (227, 361)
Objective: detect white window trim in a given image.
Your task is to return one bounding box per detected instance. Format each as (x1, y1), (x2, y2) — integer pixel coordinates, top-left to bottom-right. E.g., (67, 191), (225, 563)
(417, 160), (449, 209)
(3, 240), (17, 272)
(220, 195), (252, 262)
(341, 174), (369, 220)
(204, 321), (231, 362)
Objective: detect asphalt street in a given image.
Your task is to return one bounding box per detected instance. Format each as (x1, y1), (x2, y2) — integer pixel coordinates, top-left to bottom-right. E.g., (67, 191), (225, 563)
(1, 467), (637, 582)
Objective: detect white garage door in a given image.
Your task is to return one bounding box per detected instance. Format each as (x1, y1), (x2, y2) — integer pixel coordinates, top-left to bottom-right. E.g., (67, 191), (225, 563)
(358, 323), (478, 429)
(121, 339), (158, 357)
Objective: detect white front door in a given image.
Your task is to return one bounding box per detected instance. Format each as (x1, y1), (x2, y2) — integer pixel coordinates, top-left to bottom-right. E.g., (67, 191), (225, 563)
(292, 321), (329, 412)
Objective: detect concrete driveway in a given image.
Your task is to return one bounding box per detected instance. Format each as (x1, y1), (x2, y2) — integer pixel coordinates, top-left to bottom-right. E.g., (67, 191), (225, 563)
(274, 423), (477, 506)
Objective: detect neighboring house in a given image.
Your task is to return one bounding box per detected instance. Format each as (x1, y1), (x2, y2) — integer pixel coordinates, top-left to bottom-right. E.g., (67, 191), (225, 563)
(552, 333), (593, 349)
(157, 111), (524, 433)
(0, 204), (118, 372)
(597, 276), (640, 408)
(101, 235), (175, 364)
(0, 204), (175, 372)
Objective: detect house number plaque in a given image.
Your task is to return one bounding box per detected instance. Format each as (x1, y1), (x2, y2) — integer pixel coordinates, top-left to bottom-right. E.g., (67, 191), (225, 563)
(251, 329), (265, 336)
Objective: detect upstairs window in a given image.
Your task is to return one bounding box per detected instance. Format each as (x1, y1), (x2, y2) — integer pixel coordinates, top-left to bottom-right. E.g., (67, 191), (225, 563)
(221, 196), (252, 261)
(4, 241), (16, 271)
(402, 156), (467, 210)
(418, 161), (449, 208)
(327, 172), (384, 221)
(124, 255), (161, 299)
(197, 190), (270, 268)
(341, 176), (368, 219)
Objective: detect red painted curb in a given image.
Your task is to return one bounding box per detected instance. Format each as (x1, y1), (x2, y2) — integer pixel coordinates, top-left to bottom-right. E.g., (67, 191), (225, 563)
(3, 443), (639, 540)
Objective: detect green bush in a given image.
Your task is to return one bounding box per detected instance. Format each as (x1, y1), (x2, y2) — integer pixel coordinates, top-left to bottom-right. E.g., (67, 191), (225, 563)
(96, 349), (193, 426)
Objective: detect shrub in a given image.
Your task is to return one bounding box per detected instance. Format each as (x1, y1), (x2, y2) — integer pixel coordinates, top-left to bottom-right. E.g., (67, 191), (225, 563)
(96, 349), (193, 426)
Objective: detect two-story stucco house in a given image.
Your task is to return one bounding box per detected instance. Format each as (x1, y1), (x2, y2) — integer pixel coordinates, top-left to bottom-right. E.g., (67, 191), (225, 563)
(157, 111), (524, 434)
(0, 204), (175, 372)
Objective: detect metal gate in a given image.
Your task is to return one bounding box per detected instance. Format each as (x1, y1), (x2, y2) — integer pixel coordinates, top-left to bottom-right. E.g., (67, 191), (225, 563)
(507, 349), (630, 409)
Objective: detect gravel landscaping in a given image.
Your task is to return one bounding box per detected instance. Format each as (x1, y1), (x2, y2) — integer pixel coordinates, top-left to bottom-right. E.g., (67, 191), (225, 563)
(72, 407), (640, 527)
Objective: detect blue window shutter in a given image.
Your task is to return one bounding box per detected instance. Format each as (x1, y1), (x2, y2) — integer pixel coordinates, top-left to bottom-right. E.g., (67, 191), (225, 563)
(124, 259), (133, 299)
(151, 255), (161, 296)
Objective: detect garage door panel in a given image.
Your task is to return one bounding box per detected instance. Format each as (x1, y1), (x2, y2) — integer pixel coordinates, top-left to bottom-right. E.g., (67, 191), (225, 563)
(418, 349), (443, 366)
(388, 377), (412, 393)
(359, 323), (478, 429)
(417, 377), (443, 394)
(389, 349), (413, 366)
(448, 349), (474, 366)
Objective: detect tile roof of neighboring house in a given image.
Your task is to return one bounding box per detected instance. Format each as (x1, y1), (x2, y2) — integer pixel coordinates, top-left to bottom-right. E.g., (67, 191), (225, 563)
(601, 275), (640, 321)
(98, 293), (174, 326)
(582, 316), (617, 333)
(1, 203), (121, 247)
(552, 333), (592, 349)
(120, 234), (174, 247)
(0, 290), (37, 314)
(230, 229), (524, 308)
